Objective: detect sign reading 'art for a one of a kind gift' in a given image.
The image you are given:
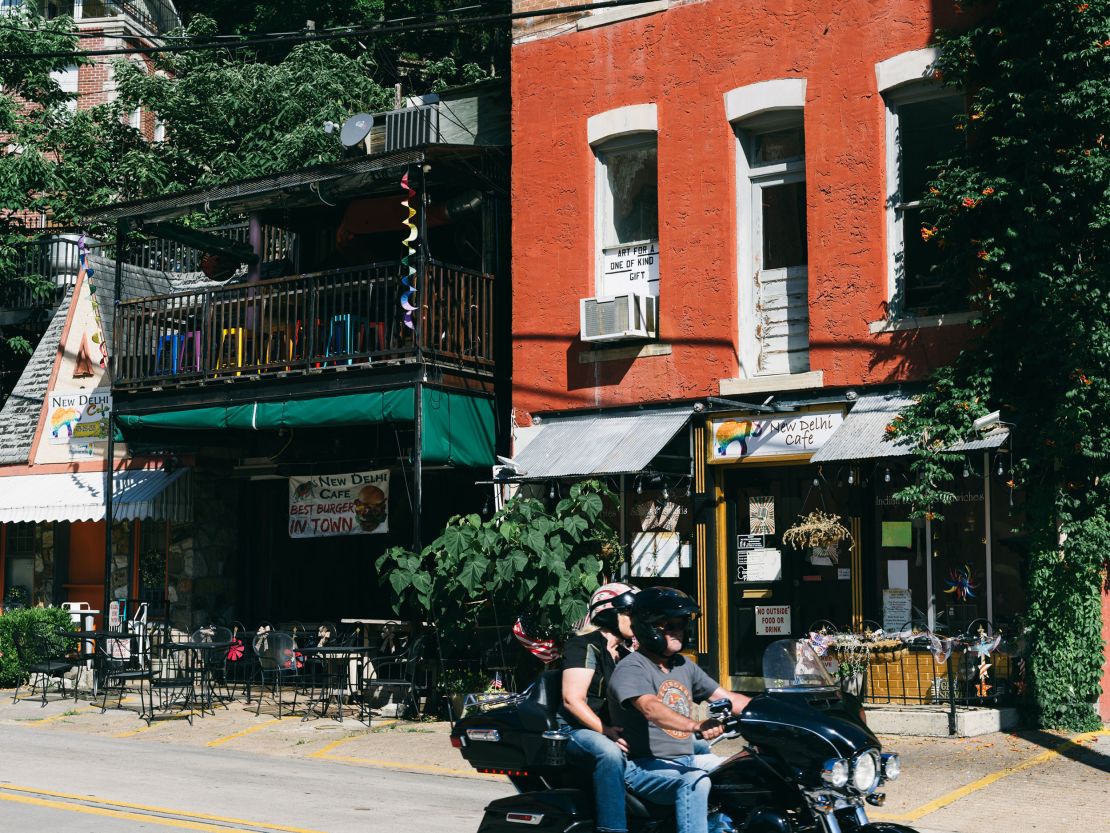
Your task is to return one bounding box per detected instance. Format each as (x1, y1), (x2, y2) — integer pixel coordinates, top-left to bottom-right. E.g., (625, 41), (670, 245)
(288, 470), (389, 538)
(710, 410), (843, 462)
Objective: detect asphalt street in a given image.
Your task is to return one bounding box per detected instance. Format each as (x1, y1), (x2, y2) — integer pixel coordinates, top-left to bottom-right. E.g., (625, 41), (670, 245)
(0, 724), (509, 832)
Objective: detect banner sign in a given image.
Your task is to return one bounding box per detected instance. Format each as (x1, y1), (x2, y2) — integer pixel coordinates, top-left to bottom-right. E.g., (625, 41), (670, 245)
(44, 388), (111, 454)
(288, 470), (390, 538)
(709, 410), (843, 462)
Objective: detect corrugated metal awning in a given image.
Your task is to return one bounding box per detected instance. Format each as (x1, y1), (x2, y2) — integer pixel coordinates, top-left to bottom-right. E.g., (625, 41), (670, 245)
(810, 394), (1008, 463)
(509, 408), (693, 479)
(0, 468), (191, 524)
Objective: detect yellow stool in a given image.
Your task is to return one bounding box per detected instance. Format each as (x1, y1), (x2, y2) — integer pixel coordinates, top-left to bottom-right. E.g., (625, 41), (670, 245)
(215, 327), (244, 376)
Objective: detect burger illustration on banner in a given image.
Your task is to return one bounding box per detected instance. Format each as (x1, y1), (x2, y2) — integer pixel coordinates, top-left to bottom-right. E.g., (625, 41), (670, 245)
(353, 484), (388, 532)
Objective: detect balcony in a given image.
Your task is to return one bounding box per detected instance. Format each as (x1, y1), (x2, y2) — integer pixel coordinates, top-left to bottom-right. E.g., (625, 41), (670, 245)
(112, 259), (494, 391)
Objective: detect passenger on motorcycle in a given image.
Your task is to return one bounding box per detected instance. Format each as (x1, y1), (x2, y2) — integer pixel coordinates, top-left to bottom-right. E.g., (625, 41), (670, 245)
(558, 582), (639, 833)
(608, 587), (751, 833)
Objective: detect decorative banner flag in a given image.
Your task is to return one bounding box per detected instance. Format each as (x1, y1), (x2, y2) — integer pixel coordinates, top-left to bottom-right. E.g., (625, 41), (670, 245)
(399, 173), (418, 329)
(78, 235), (108, 368)
(512, 617), (560, 664)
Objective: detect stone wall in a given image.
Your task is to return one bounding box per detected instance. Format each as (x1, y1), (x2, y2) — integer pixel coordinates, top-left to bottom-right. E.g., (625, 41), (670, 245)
(167, 472), (240, 630)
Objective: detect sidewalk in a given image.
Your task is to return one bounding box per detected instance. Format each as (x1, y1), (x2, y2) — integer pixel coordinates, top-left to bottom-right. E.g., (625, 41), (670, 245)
(0, 689), (1105, 832)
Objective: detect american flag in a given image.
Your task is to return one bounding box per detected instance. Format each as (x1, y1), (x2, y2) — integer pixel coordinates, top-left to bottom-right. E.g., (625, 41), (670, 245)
(512, 617), (561, 664)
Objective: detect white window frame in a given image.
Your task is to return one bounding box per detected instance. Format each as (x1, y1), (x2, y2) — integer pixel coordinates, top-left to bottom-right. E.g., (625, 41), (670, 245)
(877, 49), (965, 318)
(587, 104), (658, 295)
(725, 79), (807, 378)
(50, 63), (79, 114)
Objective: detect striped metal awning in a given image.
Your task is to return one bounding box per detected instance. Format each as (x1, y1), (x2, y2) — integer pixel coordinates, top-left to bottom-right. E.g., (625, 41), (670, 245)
(810, 394), (1008, 463)
(508, 407), (693, 479)
(0, 468), (191, 524)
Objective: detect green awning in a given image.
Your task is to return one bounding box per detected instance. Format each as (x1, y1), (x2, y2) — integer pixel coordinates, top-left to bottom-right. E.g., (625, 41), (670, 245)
(116, 387), (494, 467)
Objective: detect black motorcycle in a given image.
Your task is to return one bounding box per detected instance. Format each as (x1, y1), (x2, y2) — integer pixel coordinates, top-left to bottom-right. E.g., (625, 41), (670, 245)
(450, 639), (919, 833)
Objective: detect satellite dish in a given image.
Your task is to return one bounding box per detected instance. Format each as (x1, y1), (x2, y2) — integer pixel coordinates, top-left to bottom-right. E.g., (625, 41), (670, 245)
(339, 113), (374, 148)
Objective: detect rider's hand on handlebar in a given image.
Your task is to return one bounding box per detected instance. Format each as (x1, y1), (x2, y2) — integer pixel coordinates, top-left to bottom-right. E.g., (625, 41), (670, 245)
(602, 725), (629, 753)
(696, 718), (724, 740)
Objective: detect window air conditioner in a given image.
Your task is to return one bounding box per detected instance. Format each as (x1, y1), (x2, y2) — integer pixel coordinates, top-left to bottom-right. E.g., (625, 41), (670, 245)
(580, 293), (658, 343)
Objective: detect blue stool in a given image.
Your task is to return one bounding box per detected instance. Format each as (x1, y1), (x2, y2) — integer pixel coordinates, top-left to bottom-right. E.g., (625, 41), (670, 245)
(155, 334), (183, 375)
(324, 314), (368, 366)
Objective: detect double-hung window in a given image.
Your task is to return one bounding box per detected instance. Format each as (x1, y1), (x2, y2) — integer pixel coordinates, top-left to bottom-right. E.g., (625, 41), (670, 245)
(3, 523), (35, 604)
(595, 134), (659, 298)
(880, 50), (966, 317)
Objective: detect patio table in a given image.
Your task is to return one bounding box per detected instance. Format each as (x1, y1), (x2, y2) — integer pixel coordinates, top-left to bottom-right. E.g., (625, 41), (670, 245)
(164, 640), (234, 719)
(298, 644), (376, 722)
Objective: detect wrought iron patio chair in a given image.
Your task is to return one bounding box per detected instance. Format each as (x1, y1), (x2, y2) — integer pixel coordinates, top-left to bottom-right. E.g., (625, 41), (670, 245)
(253, 630), (308, 718)
(96, 630), (154, 724)
(11, 624), (80, 706)
(362, 633), (432, 719)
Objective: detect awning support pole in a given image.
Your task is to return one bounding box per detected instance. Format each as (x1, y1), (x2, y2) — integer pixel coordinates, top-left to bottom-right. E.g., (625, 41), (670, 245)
(413, 382), (423, 551)
(102, 411), (115, 620)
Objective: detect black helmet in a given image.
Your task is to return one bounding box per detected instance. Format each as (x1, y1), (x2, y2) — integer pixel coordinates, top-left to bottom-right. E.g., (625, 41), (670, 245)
(630, 586), (700, 655)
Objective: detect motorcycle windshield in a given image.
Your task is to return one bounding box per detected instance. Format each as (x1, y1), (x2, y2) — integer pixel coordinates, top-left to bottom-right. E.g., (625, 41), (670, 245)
(762, 638), (837, 691)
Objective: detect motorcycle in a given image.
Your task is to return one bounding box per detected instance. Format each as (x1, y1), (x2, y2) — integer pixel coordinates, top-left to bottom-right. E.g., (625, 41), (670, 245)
(450, 638), (919, 833)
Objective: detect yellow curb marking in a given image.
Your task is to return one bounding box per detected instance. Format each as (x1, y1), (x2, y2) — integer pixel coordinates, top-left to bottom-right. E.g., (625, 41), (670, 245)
(206, 717), (287, 747)
(0, 784), (329, 833)
(308, 727), (501, 780)
(26, 700), (131, 726)
(873, 728), (1109, 823)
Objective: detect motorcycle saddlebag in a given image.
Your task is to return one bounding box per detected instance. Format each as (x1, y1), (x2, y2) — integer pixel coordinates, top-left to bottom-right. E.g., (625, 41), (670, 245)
(477, 788), (593, 833)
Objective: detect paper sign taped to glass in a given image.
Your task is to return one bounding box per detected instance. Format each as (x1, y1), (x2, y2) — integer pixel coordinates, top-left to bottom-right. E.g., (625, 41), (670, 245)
(736, 548), (783, 582)
(631, 531), (681, 578)
(749, 496), (775, 535)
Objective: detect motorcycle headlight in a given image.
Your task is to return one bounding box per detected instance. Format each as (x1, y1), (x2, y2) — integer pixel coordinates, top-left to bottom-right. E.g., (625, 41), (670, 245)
(820, 757), (849, 788)
(881, 752), (901, 781)
(851, 750), (880, 793)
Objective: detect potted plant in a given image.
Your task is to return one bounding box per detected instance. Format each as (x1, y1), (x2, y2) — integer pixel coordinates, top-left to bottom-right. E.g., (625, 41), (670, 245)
(439, 669), (487, 718)
(782, 510), (854, 554)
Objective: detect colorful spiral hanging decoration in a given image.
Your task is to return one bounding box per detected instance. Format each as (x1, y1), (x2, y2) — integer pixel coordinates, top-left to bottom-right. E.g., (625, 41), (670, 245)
(399, 172), (418, 330)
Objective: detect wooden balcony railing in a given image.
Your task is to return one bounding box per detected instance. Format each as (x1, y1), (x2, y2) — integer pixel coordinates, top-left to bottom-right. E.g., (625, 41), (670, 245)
(112, 259), (495, 389)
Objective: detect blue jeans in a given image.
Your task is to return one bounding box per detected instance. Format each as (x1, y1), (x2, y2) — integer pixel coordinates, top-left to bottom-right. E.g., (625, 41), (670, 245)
(623, 752), (726, 833)
(565, 727), (627, 833)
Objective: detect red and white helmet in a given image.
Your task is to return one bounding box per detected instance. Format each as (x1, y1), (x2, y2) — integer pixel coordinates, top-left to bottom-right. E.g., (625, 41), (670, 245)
(587, 582), (638, 631)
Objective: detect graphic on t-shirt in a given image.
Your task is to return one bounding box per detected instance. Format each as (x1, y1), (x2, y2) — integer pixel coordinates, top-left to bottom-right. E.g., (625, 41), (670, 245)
(658, 679), (693, 739)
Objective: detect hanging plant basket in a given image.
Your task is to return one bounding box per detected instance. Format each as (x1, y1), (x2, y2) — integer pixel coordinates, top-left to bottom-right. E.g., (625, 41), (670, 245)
(782, 510), (854, 552)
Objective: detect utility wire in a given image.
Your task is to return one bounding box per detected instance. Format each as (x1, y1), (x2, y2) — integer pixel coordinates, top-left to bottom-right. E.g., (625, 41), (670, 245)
(0, 0), (656, 60)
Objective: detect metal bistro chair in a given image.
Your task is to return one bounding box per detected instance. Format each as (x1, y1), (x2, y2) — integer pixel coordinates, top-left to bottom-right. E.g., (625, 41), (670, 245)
(96, 630), (154, 724)
(11, 624), (81, 706)
(363, 633), (431, 719)
(253, 630), (309, 718)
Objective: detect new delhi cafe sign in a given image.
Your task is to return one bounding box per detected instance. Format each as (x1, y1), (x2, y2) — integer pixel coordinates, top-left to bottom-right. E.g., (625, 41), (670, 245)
(708, 409), (844, 463)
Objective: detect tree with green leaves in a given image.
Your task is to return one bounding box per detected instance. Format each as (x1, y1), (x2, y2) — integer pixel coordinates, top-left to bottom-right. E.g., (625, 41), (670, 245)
(375, 481), (623, 651)
(892, 0), (1110, 730)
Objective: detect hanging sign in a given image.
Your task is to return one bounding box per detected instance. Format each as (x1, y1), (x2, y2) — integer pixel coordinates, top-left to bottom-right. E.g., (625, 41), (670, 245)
(709, 410), (844, 462)
(755, 605), (792, 636)
(44, 388), (111, 453)
(288, 470), (390, 538)
(601, 240), (660, 297)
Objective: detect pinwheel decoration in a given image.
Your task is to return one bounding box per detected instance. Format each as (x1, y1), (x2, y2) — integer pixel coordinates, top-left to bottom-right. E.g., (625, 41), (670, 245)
(226, 638), (244, 662)
(943, 563), (980, 601)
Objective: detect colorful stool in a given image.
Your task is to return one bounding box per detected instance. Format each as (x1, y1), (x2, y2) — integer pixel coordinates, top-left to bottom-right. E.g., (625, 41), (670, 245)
(214, 327), (244, 376)
(155, 334), (183, 375)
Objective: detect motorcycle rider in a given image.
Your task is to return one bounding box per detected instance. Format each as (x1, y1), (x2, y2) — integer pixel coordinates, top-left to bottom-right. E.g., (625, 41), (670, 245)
(558, 582), (639, 833)
(608, 587), (751, 833)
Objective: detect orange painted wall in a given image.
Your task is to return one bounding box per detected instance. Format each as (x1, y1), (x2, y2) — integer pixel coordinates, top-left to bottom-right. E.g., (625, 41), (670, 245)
(510, 0), (971, 421)
(66, 520), (105, 614)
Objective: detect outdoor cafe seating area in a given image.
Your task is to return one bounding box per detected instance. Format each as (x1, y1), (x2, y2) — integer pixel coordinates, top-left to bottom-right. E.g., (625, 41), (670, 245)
(8, 605), (443, 726)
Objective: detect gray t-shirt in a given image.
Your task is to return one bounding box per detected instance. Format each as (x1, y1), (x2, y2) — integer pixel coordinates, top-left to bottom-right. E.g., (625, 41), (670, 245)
(608, 651), (719, 759)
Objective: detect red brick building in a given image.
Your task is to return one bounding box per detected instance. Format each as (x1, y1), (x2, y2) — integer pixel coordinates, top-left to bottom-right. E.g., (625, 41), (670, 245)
(505, 0), (1109, 721)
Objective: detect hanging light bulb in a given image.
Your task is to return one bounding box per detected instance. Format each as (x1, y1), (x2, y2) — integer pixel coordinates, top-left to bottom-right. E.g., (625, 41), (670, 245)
(481, 496), (492, 517)
(962, 463), (970, 478)
(813, 477), (820, 488)
(884, 468), (892, 484)
(996, 458), (1004, 477)
(662, 482), (670, 501)
(847, 470), (855, 486)
(636, 477), (643, 495)
(548, 482), (556, 500)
